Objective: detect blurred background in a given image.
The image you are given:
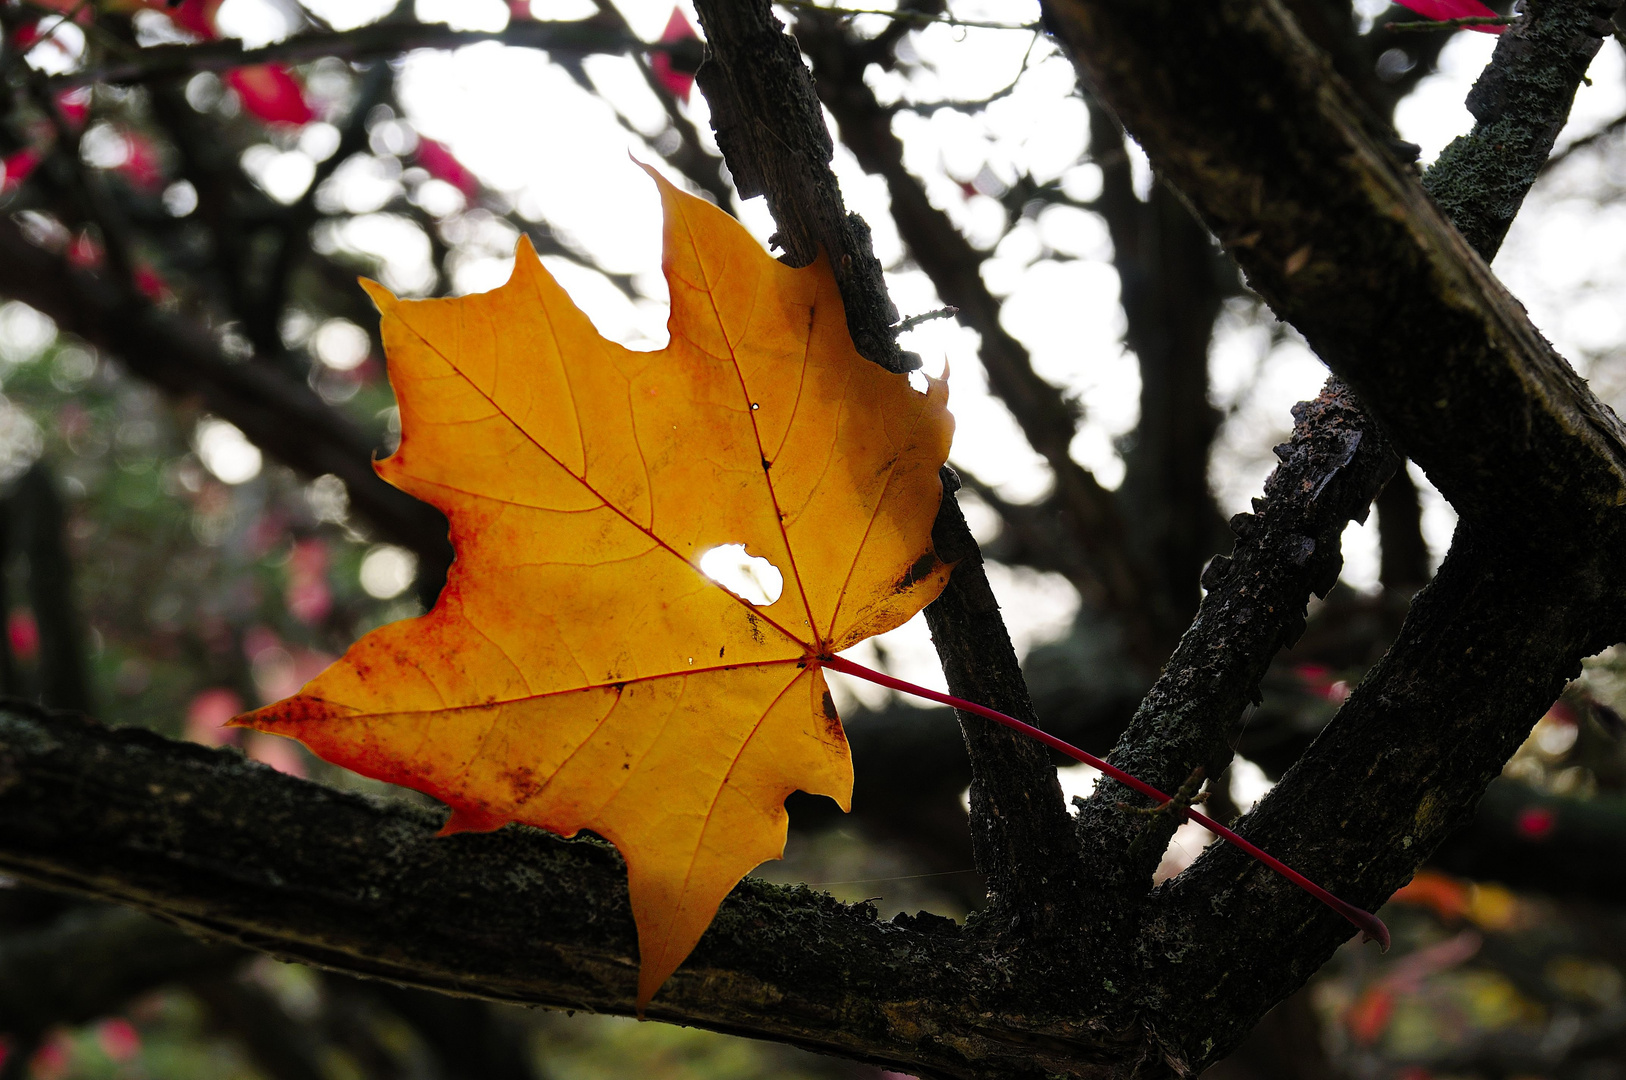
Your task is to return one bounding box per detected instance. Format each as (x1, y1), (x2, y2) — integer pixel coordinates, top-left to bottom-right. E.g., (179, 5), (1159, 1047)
(1, 0), (1625, 1076)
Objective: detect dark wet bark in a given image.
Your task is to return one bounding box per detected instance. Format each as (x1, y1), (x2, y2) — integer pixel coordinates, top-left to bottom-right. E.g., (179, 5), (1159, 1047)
(1042, 0), (1626, 537)
(0, 709), (1127, 1080)
(1075, 382), (1398, 898)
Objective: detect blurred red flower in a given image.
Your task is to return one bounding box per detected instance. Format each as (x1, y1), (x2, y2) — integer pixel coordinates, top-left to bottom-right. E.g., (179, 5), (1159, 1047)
(651, 8), (699, 102)
(226, 65), (315, 126)
(415, 137), (480, 199)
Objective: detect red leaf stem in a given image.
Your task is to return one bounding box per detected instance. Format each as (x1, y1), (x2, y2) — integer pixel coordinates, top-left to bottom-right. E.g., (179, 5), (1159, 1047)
(820, 652), (1390, 949)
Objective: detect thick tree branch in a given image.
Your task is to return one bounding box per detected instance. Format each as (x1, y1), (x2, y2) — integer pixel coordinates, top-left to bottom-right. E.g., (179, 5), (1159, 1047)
(924, 471), (1087, 932)
(1074, 380), (1398, 897)
(692, 1), (909, 373)
(1423, 1), (1615, 254)
(1029, 0), (1626, 1068)
(1148, 530), (1620, 1072)
(1042, 0), (1626, 540)
(0, 709), (1124, 1080)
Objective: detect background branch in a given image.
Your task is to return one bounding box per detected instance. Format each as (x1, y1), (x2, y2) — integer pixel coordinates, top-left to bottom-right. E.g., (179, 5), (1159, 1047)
(691, 0), (1085, 929)
(52, 17), (699, 89)
(0, 216), (454, 587)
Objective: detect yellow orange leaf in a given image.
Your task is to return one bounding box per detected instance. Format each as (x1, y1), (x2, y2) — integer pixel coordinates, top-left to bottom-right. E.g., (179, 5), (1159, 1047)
(235, 168), (953, 1006)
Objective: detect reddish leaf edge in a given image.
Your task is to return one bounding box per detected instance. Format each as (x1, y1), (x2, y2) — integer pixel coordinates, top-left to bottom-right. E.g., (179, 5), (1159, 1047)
(819, 653), (1391, 950)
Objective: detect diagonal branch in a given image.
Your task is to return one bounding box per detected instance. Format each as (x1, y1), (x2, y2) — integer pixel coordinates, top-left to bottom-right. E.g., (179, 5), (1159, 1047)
(49, 17), (701, 90)
(1035, 0), (1626, 1068)
(1073, 380), (1398, 898)
(690, 0), (1086, 929)
(1149, 529), (1620, 1072)
(0, 216), (452, 578)
(792, 10), (1165, 667)
(1042, 0), (1626, 540)
(1066, 0), (1626, 896)
(691, 1), (910, 374)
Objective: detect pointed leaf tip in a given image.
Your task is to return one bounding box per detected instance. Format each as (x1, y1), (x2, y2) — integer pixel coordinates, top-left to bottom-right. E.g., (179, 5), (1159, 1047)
(358, 278), (397, 311)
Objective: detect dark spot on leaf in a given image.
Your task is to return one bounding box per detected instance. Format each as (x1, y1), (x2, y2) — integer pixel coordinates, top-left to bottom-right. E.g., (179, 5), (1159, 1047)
(820, 689), (842, 739)
(894, 551), (940, 593)
(502, 765), (539, 800)
(762, 458), (772, 471)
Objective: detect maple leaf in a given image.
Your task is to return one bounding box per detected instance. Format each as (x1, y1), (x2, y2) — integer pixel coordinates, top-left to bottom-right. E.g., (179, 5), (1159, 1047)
(236, 168), (954, 1006)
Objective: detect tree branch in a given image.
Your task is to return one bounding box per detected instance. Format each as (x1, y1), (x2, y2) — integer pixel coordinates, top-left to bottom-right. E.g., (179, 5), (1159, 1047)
(1029, 0), (1626, 1067)
(1073, 380), (1398, 899)
(1043, 0), (1626, 540)
(49, 17), (701, 90)
(792, 10), (1165, 666)
(691, 0), (1085, 927)
(1423, 0), (1617, 255)
(0, 709), (1123, 1080)
(0, 217), (453, 581)
(692, 0), (910, 373)
(1149, 528), (1618, 1072)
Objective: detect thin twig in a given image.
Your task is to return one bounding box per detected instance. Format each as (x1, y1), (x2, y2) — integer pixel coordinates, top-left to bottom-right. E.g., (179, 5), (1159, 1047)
(17, 0), (92, 60)
(1541, 109), (1626, 175)
(894, 305), (958, 333)
(822, 653), (1392, 948)
(1385, 15), (1514, 31)
(49, 19), (692, 89)
(776, 0), (1040, 31)
(887, 32), (1042, 115)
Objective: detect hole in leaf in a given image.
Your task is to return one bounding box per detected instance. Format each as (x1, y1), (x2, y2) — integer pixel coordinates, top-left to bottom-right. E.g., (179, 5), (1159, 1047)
(698, 544), (784, 606)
